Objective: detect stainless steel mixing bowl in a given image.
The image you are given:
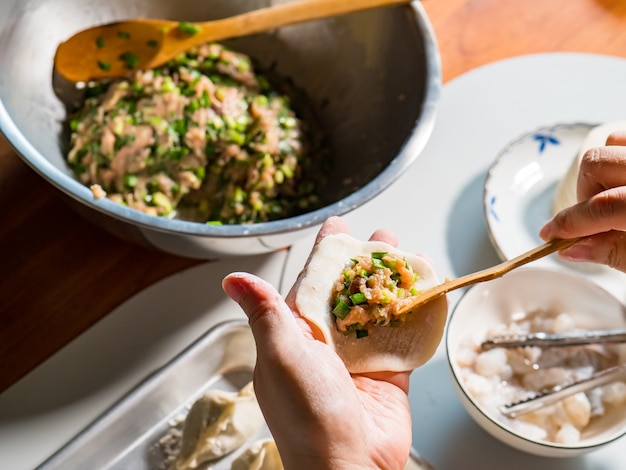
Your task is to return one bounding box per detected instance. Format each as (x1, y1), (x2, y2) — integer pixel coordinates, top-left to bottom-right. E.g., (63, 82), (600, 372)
(0, 0), (440, 258)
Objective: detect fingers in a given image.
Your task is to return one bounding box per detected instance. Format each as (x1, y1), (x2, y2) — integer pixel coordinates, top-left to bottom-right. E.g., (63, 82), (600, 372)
(541, 186), (626, 240)
(223, 272), (303, 355)
(369, 228), (398, 247)
(558, 230), (626, 272)
(286, 216), (348, 302)
(539, 132), (626, 273)
(358, 371), (411, 394)
(541, 137), (626, 240)
(605, 131), (626, 146)
(576, 145), (626, 201)
(314, 215), (350, 243)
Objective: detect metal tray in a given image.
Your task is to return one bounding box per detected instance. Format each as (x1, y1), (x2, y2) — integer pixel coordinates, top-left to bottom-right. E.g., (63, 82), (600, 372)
(36, 319), (434, 470)
(37, 320), (263, 470)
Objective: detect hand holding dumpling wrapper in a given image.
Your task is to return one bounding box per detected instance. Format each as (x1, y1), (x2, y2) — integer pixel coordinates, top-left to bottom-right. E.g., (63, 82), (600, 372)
(221, 217), (446, 469)
(293, 232), (448, 373)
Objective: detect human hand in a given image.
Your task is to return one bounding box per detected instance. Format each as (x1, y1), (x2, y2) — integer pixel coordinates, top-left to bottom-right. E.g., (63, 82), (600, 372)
(222, 217), (412, 470)
(540, 131), (626, 272)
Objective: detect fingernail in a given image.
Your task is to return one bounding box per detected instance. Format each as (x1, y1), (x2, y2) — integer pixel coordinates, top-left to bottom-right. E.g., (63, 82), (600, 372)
(560, 244), (592, 262)
(539, 222), (553, 240)
(222, 273), (248, 303)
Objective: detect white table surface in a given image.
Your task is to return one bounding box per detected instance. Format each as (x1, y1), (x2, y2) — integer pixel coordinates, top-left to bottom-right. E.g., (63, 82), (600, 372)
(3, 52), (626, 469)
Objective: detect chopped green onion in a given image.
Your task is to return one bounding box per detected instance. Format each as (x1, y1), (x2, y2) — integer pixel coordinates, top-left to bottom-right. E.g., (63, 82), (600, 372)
(166, 146), (189, 161)
(177, 22), (201, 36)
(254, 95), (269, 108)
(172, 119), (187, 135)
(280, 164), (294, 179)
(199, 90), (211, 108)
(161, 76), (176, 92)
(95, 37), (105, 48)
(147, 39), (158, 48)
(279, 116), (297, 129)
(356, 329), (369, 339)
(195, 166), (206, 180)
(119, 51), (140, 69)
(97, 60), (111, 71)
(349, 293), (367, 305)
(226, 129), (246, 146)
(333, 301), (351, 320)
(187, 99), (200, 112)
(372, 257), (386, 270)
(151, 192), (173, 213)
(117, 31), (131, 39)
(123, 174), (138, 188)
(371, 251), (388, 259)
(274, 170), (284, 185)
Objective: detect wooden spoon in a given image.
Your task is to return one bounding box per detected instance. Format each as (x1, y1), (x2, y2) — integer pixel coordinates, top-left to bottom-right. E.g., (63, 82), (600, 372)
(54, 0), (411, 83)
(392, 237), (585, 315)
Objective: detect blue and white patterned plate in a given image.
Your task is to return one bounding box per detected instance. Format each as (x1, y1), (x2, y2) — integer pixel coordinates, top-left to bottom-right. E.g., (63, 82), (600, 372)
(483, 122), (597, 263)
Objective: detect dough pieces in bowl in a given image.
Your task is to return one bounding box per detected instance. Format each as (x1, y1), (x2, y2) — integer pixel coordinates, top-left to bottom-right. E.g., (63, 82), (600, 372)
(294, 233), (448, 373)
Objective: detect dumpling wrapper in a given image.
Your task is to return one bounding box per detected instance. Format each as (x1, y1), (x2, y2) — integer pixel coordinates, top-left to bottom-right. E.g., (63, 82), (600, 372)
(231, 439), (284, 470)
(294, 233), (448, 373)
(176, 381), (264, 470)
(553, 120), (626, 215)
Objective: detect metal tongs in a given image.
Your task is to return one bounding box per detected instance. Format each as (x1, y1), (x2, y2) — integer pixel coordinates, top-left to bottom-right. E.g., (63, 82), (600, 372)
(479, 328), (626, 418)
(481, 328), (626, 351)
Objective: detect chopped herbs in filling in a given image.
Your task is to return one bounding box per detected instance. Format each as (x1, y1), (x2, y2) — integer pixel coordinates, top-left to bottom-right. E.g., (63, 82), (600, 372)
(331, 251), (420, 338)
(66, 42), (328, 224)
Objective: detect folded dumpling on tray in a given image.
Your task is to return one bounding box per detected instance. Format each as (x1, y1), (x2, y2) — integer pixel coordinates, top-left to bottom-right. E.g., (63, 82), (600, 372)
(175, 382), (264, 470)
(294, 233), (448, 374)
(232, 438), (283, 470)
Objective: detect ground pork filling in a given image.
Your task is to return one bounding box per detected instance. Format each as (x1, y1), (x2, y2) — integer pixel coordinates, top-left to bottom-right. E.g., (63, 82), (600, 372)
(331, 251), (420, 338)
(66, 42), (327, 224)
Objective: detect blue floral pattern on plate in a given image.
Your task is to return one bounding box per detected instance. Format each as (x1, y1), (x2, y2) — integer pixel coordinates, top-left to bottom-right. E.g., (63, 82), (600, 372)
(533, 133), (561, 153)
(483, 122), (596, 261)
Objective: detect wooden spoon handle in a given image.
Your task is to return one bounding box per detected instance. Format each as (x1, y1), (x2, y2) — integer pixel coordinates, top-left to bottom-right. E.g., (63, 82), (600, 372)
(153, 0), (412, 72)
(395, 237), (584, 315)
(196, 0), (412, 40)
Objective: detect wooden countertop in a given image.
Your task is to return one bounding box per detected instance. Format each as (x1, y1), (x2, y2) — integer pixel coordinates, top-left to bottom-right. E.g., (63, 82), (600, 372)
(2, 0), (626, 394)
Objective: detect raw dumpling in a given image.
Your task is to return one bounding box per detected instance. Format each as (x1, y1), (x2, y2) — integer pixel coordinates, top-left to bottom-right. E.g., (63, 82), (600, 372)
(294, 233), (448, 373)
(231, 439), (284, 470)
(175, 381), (264, 470)
(552, 121), (626, 215)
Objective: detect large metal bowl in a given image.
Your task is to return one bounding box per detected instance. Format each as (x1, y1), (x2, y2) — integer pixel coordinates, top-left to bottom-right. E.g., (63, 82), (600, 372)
(0, 0), (440, 258)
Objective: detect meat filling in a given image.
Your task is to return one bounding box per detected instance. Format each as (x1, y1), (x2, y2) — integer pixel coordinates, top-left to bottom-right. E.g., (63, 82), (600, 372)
(66, 42), (328, 224)
(331, 251), (420, 338)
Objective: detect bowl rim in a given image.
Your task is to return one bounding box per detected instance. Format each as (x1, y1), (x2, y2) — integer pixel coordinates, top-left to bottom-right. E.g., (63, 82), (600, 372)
(445, 266), (626, 452)
(0, 1), (441, 239)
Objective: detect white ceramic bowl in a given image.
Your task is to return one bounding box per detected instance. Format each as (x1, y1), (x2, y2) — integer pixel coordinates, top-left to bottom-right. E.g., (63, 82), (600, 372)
(446, 267), (626, 457)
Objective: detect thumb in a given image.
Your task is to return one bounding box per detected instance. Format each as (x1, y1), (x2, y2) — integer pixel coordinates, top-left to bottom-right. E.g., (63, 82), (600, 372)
(558, 230), (626, 273)
(222, 272), (302, 356)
